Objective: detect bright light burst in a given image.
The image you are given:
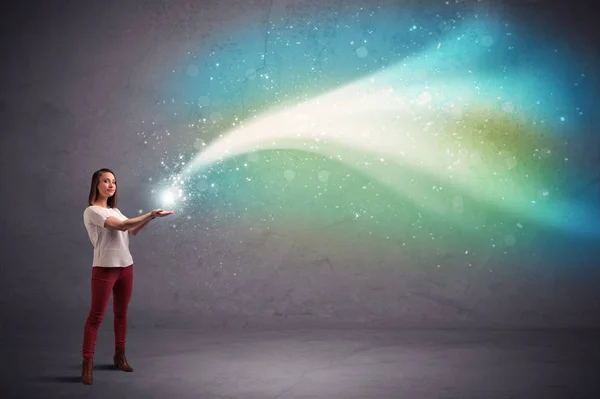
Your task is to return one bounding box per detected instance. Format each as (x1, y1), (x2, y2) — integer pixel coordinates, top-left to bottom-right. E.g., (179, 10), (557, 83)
(143, 9), (600, 258)
(173, 27), (597, 238)
(160, 188), (176, 206)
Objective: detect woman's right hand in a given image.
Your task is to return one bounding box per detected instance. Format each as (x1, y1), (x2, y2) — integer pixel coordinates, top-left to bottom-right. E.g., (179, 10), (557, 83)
(151, 209), (175, 218)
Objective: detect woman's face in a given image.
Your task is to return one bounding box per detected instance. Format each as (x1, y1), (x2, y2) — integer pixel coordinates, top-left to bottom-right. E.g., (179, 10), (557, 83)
(97, 172), (116, 198)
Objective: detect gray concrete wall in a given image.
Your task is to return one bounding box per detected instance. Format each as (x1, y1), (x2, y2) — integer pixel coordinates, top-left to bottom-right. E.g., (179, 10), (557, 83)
(1, 0), (599, 330)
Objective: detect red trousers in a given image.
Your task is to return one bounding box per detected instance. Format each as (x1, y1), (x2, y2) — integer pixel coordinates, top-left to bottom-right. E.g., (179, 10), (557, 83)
(82, 265), (134, 359)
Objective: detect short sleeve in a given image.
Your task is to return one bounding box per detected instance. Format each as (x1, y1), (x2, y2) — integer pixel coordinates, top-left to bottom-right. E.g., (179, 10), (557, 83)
(114, 208), (129, 219)
(84, 207), (110, 227)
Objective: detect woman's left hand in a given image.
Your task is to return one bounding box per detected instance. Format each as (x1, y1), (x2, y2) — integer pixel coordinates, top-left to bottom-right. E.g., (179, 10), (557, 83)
(151, 209), (175, 218)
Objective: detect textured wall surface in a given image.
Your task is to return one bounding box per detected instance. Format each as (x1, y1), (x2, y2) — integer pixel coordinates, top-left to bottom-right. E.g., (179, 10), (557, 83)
(1, 0), (599, 331)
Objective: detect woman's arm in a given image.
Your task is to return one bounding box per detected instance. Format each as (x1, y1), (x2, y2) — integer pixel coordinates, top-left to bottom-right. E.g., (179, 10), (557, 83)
(104, 212), (154, 231)
(128, 217), (153, 235)
(104, 209), (175, 234)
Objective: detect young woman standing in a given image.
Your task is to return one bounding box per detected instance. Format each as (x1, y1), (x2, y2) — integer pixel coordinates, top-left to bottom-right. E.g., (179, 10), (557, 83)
(81, 168), (174, 385)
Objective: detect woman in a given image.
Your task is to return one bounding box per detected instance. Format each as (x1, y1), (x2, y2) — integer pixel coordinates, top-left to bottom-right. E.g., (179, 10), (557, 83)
(81, 168), (174, 385)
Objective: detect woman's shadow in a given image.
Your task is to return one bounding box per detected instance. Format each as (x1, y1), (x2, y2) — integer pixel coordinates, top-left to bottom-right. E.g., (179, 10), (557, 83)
(37, 363), (117, 383)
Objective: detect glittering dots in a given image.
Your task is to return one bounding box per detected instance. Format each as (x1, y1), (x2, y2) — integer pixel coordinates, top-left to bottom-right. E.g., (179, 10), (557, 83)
(194, 139), (207, 150)
(506, 156), (518, 170)
(539, 148), (552, 159)
(149, 13), (595, 254)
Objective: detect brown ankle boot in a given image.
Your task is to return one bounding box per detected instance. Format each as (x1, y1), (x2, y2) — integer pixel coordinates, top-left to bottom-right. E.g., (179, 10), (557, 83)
(113, 348), (134, 372)
(81, 357), (93, 385)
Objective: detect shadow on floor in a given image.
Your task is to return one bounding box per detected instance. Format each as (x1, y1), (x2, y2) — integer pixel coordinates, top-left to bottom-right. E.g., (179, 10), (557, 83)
(92, 363), (118, 371)
(67, 363), (117, 370)
(36, 376), (82, 383)
(35, 364), (117, 383)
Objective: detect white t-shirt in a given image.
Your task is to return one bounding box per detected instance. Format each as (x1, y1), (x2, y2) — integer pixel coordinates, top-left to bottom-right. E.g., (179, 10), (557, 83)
(83, 205), (134, 268)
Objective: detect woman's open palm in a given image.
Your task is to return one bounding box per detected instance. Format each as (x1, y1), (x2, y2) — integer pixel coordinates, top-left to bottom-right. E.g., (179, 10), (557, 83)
(151, 209), (175, 218)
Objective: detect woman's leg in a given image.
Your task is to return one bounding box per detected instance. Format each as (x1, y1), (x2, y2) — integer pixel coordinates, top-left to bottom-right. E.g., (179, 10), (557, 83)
(81, 267), (119, 384)
(82, 267), (119, 358)
(113, 264), (134, 371)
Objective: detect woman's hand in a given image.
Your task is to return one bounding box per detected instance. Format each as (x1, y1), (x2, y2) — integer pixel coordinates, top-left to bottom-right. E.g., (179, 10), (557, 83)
(151, 209), (175, 218)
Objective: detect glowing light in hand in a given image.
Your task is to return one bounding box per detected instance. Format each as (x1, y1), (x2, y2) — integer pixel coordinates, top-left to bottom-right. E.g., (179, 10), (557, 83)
(161, 189), (176, 206)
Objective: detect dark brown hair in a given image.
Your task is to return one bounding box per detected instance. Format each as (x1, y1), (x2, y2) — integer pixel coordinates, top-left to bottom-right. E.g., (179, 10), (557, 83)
(88, 168), (118, 208)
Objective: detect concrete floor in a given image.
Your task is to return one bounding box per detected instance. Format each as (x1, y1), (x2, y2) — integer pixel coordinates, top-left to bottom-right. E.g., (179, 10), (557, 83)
(2, 326), (598, 398)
